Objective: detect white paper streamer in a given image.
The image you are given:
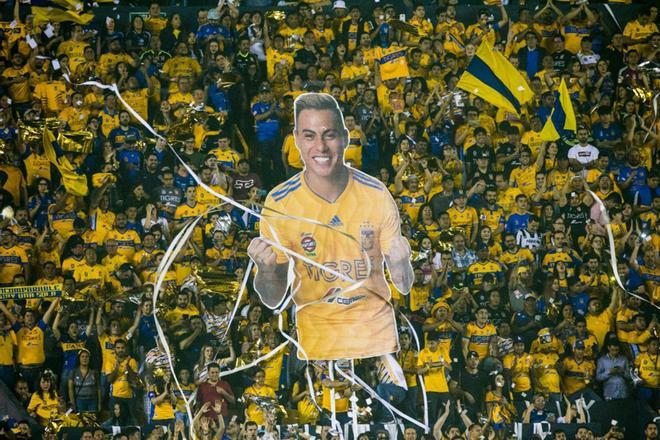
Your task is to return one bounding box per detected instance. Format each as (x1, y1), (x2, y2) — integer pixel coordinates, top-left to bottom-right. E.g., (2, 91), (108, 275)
(587, 189), (660, 311)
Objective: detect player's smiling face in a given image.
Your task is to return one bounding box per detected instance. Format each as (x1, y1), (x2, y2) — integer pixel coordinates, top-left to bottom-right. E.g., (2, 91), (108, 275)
(295, 109), (348, 179)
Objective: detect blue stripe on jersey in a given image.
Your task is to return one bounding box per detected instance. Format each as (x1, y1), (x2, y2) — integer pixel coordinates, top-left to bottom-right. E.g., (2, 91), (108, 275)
(271, 176), (301, 197)
(273, 182), (302, 201)
(353, 174), (383, 190)
(353, 170), (381, 186)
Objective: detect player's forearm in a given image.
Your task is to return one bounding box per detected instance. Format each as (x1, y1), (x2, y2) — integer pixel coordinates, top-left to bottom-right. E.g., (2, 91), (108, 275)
(253, 263), (289, 308)
(388, 259), (414, 294)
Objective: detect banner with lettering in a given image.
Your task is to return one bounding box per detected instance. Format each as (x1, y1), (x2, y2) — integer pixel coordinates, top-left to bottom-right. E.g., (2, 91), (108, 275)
(0, 284), (62, 301)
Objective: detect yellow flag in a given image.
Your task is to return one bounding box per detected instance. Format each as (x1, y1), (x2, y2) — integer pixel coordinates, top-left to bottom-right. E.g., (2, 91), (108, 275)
(32, 6), (94, 26)
(43, 129), (89, 197)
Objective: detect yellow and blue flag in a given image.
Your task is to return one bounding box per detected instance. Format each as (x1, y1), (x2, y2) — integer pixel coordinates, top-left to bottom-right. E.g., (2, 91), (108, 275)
(539, 79), (577, 141)
(457, 40), (533, 115)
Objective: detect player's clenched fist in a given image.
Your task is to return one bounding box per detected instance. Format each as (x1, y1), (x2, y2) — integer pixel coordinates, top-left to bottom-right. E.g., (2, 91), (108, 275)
(247, 237), (278, 271)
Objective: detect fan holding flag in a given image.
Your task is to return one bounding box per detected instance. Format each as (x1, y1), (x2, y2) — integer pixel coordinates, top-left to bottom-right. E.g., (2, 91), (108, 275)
(539, 79), (578, 142)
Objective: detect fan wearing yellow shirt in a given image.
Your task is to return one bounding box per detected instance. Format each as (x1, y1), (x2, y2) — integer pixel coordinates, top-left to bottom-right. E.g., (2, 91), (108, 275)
(465, 7), (509, 47)
(467, 245), (505, 287)
(417, 331), (452, 417)
(560, 341), (596, 400)
(247, 93), (413, 361)
(480, 189), (506, 238)
(73, 247), (108, 298)
(57, 25), (89, 60)
(96, 38), (135, 83)
(149, 372), (176, 425)
(1, 53), (30, 105)
(586, 288), (622, 349)
(162, 42), (201, 93)
(623, 9), (658, 53)
(174, 186), (207, 245)
(503, 337), (534, 400)
(104, 213), (141, 259)
(409, 267), (432, 312)
(447, 191), (479, 245)
(462, 308), (497, 361)
(264, 24), (294, 80)
(374, 43), (410, 82)
(244, 369), (277, 426)
(0, 228), (29, 286)
(394, 162), (433, 221)
(107, 339), (139, 414)
(58, 92), (90, 132)
(0, 298), (59, 390)
(33, 72), (69, 116)
(164, 291), (200, 331)
(509, 145), (546, 197)
(144, 3), (168, 36)
(101, 239), (129, 274)
(0, 313), (15, 387)
(634, 337), (659, 398)
(210, 133), (242, 170)
(282, 133), (304, 178)
(405, 5), (434, 45)
(27, 372), (61, 426)
(343, 114), (366, 169)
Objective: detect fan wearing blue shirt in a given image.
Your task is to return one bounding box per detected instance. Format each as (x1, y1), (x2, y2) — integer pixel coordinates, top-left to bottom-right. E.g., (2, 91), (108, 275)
(591, 106), (622, 151)
(505, 194), (531, 235)
(108, 111), (142, 150)
(252, 86), (282, 184)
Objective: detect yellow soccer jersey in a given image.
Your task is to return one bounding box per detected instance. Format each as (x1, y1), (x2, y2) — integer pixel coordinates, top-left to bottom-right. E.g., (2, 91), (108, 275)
(15, 322), (47, 365)
(634, 352), (659, 389)
(0, 245), (28, 285)
(282, 134), (303, 170)
(447, 206), (478, 239)
(502, 352), (533, 392)
(533, 352), (561, 393)
(561, 357), (595, 395)
(345, 129), (363, 169)
(463, 322), (497, 359)
(417, 347), (450, 392)
(409, 284), (431, 312)
(260, 170), (404, 360)
(174, 202), (207, 244)
(479, 205), (505, 237)
(467, 261), (504, 287)
(510, 164), (538, 196)
(104, 229), (141, 259)
(211, 148), (241, 169)
(399, 189), (427, 220)
(0, 330), (15, 366)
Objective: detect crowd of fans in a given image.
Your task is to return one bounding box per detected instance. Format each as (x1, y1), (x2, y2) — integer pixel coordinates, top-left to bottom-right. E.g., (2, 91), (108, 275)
(0, 0), (657, 439)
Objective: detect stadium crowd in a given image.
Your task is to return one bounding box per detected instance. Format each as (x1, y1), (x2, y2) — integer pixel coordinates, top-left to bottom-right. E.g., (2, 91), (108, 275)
(0, 0), (657, 438)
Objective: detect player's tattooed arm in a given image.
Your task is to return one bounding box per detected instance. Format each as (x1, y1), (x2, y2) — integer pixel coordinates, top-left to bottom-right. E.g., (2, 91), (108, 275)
(385, 235), (414, 294)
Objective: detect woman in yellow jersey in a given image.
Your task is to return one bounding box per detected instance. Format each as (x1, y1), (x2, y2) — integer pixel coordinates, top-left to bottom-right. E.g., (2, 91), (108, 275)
(174, 368), (197, 423)
(28, 371), (62, 425)
(486, 373), (516, 434)
(244, 369), (277, 426)
(291, 366), (321, 425)
(416, 204), (441, 243)
(477, 226), (503, 260)
(391, 136), (415, 172)
(149, 372), (176, 427)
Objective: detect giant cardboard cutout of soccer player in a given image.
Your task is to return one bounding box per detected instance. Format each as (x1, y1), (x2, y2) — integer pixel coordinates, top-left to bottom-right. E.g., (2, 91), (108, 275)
(247, 93), (413, 361)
